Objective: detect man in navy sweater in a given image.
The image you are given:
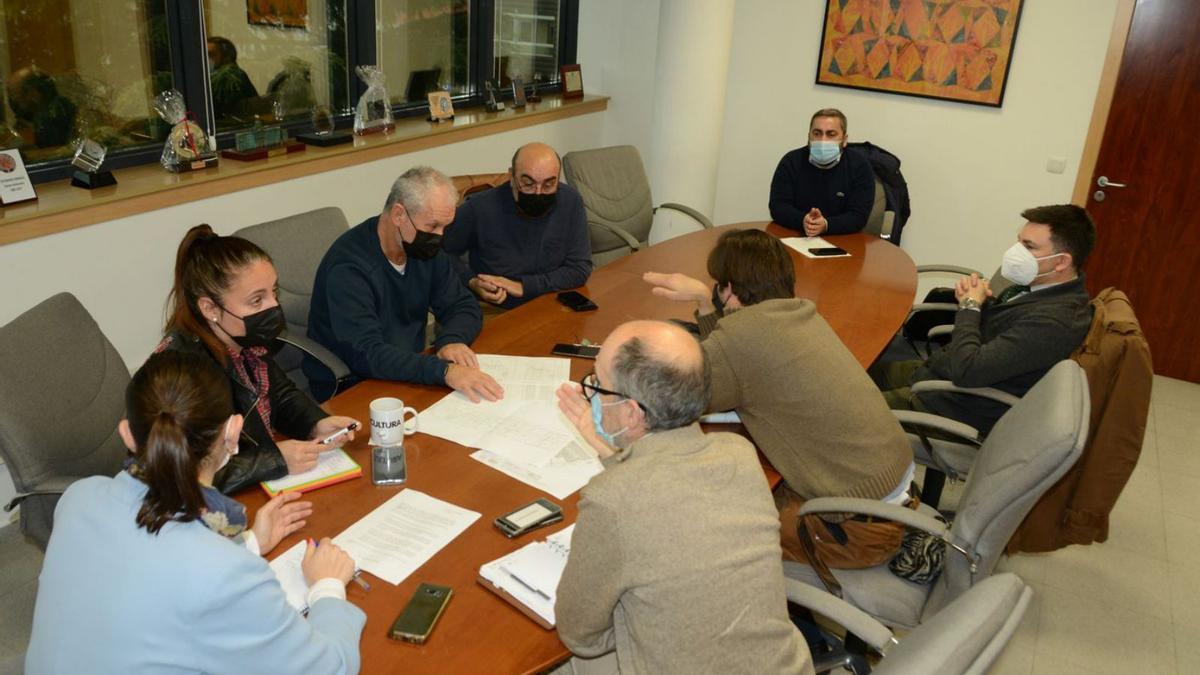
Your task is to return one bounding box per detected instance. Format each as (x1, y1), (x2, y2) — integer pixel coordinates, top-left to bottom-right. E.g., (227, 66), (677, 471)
(768, 108), (875, 236)
(306, 166), (503, 403)
(443, 142), (592, 309)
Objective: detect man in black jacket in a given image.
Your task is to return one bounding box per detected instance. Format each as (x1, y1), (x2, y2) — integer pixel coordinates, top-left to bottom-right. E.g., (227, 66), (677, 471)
(768, 108), (874, 236)
(872, 204), (1096, 433)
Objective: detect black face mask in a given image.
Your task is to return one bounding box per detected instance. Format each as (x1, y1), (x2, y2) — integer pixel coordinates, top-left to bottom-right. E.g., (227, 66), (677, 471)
(711, 283), (727, 317)
(220, 304), (286, 350)
(403, 229), (444, 260)
(516, 190), (557, 218)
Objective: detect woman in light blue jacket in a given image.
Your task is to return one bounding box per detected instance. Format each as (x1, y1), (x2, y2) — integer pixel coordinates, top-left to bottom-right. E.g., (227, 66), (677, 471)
(26, 351), (365, 674)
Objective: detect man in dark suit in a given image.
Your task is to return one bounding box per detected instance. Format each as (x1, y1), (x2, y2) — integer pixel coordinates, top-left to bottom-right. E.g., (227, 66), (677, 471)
(872, 204), (1096, 433)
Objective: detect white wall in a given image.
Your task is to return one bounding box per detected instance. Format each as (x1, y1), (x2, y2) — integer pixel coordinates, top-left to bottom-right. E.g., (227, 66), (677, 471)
(714, 0), (1118, 275)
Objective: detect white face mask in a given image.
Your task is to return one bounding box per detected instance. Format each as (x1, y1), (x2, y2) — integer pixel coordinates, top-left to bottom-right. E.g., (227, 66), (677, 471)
(1000, 242), (1065, 286)
(215, 418), (239, 472)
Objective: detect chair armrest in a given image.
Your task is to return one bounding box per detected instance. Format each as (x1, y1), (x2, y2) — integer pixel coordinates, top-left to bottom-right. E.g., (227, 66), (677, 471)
(655, 203), (715, 229)
(278, 333), (351, 383)
(892, 410), (981, 445)
(926, 325), (954, 340)
(916, 264), (985, 277)
(798, 497), (950, 538)
(784, 580), (897, 654)
(590, 220), (642, 251)
(911, 380), (1021, 407)
(910, 302), (959, 313)
(5, 475), (88, 511)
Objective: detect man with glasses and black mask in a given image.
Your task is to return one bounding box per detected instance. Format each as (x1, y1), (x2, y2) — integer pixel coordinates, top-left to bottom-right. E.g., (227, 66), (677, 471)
(443, 142), (592, 310)
(553, 319), (812, 675)
(870, 204), (1096, 434)
(307, 166), (503, 403)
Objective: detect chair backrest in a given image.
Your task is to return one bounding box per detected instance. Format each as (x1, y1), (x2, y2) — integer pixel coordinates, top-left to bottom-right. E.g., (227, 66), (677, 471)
(562, 145), (654, 266)
(863, 175), (889, 238)
(450, 172), (509, 205)
(234, 207), (349, 386)
(923, 360), (1089, 619)
(0, 293), (128, 538)
(877, 573), (1032, 675)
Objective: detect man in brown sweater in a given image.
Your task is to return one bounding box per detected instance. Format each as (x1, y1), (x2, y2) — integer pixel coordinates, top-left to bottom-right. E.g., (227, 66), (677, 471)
(552, 320), (812, 675)
(644, 229), (915, 570)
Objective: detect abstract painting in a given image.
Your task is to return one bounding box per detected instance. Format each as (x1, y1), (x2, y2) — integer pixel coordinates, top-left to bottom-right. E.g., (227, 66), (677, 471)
(816, 0), (1025, 107)
(247, 0), (307, 29)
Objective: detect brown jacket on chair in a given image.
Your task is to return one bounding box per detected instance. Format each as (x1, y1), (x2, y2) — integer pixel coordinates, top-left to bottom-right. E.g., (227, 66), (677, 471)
(1007, 288), (1152, 553)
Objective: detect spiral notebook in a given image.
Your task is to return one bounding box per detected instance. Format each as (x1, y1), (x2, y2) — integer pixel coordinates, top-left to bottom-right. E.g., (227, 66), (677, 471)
(477, 524), (574, 629)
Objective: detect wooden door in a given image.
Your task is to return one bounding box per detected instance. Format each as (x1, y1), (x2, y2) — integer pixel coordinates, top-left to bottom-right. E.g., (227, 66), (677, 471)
(1083, 0), (1200, 382)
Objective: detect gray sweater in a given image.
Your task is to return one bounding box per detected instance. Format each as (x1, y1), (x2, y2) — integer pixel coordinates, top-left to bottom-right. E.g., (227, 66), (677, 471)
(555, 424), (813, 675)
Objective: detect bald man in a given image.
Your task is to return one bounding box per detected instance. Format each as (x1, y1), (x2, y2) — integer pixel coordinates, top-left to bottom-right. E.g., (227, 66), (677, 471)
(551, 321), (813, 675)
(442, 142), (592, 310)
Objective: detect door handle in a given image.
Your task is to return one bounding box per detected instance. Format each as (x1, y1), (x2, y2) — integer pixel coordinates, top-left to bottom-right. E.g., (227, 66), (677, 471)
(1097, 176), (1127, 188)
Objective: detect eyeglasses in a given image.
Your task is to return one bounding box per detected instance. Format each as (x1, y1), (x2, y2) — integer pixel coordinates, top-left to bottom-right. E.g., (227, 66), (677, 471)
(579, 371), (647, 411)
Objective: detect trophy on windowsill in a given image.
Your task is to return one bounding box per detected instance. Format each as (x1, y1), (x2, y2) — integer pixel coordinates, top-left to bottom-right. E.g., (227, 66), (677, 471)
(220, 123), (306, 162)
(484, 80), (506, 113)
(353, 66), (395, 136)
(527, 73), (543, 103)
(152, 90), (218, 173)
(296, 105), (355, 147)
(69, 137), (117, 189)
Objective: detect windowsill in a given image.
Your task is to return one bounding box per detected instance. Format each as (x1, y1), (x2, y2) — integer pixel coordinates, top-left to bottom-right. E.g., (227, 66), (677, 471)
(0, 94), (608, 246)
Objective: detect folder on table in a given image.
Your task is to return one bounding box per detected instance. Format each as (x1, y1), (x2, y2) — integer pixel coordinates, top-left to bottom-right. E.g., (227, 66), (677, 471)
(477, 525), (574, 629)
(260, 448), (362, 497)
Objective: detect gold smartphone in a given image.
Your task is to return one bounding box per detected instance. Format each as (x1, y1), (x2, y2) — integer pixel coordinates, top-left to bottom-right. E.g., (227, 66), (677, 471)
(388, 583), (452, 644)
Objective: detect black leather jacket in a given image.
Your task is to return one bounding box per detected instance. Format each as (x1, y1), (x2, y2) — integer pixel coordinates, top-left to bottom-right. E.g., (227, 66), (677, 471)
(159, 331), (327, 494)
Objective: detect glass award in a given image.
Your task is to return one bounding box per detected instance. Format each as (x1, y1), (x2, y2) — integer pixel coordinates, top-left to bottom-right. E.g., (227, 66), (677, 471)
(311, 105), (335, 136)
(69, 137), (116, 189)
(353, 65), (394, 135)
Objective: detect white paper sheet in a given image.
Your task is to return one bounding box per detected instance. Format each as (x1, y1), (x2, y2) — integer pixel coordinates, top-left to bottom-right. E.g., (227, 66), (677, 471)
(269, 541), (310, 613)
(780, 236), (852, 258)
(332, 489), (480, 586)
(470, 448), (603, 500)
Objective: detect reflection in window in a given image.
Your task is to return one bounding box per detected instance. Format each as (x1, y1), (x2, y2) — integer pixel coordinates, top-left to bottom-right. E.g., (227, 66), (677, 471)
(0, 0), (173, 163)
(204, 0), (351, 131)
(494, 0), (559, 86)
(377, 0), (470, 105)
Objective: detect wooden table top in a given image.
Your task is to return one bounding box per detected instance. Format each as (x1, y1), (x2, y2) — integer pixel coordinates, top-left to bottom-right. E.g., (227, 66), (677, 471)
(239, 222), (916, 674)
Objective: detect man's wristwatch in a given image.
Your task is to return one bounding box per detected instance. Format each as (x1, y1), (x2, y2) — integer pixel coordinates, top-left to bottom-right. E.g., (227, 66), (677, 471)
(958, 297), (982, 311)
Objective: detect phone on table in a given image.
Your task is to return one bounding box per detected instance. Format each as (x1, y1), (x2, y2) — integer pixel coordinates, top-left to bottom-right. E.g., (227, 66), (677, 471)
(811, 246), (848, 257)
(557, 291), (598, 312)
(494, 498), (563, 538)
(551, 343), (601, 359)
(389, 583), (453, 644)
(372, 445), (407, 486)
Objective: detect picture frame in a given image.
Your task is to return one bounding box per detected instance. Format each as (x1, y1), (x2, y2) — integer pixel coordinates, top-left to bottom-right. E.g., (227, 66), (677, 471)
(814, 0), (1025, 108)
(560, 64), (583, 100)
(247, 0), (307, 28)
(427, 90), (455, 122)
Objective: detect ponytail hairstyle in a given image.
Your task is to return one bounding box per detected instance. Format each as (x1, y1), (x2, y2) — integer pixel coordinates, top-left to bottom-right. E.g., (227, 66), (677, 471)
(127, 351), (234, 534)
(165, 224), (273, 364)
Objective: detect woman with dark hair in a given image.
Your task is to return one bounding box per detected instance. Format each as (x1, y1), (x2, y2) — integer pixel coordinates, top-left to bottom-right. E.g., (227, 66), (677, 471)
(157, 224), (359, 494)
(26, 351), (365, 673)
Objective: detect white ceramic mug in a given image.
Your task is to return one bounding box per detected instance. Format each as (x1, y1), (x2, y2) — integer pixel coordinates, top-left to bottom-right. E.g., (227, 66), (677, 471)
(369, 397), (419, 446)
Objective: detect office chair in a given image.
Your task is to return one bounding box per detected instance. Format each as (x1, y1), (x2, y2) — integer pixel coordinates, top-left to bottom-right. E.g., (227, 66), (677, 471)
(450, 172), (509, 204)
(234, 207), (351, 401)
(864, 175), (897, 241)
(787, 573), (1032, 674)
(562, 145), (714, 267)
(0, 293), (129, 550)
(784, 361), (1088, 630)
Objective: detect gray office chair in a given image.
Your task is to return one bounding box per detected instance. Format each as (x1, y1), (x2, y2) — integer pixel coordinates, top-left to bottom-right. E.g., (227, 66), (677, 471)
(0, 293), (129, 550)
(235, 207), (351, 400)
(864, 175), (897, 241)
(787, 573), (1032, 674)
(784, 360), (1088, 630)
(562, 145), (714, 267)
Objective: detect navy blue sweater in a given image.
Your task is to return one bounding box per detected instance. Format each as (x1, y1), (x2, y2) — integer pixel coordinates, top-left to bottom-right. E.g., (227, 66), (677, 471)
(305, 217), (482, 389)
(442, 182), (592, 309)
(768, 146), (875, 234)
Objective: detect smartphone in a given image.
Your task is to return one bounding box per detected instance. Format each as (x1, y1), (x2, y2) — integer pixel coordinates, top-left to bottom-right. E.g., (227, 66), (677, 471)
(557, 291), (598, 312)
(372, 445), (407, 486)
(551, 343), (600, 359)
(494, 499), (563, 538)
(389, 583), (452, 644)
(811, 246), (848, 257)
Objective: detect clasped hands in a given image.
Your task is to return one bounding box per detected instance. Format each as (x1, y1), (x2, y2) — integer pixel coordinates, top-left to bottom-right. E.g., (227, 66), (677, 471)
(803, 208), (829, 237)
(955, 273), (992, 305)
(468, 274), (524, 305)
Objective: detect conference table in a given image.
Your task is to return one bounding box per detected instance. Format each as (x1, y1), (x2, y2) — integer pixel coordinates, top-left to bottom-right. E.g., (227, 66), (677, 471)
(241, 222), (917, 674)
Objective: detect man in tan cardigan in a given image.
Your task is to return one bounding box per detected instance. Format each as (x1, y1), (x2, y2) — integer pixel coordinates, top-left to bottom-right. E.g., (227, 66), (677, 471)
(644, 229), (914, 570)
(553, 320), (812, 675)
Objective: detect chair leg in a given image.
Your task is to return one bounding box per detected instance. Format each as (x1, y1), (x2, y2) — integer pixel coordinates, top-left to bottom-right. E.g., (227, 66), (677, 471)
(920, 469), (946, 509)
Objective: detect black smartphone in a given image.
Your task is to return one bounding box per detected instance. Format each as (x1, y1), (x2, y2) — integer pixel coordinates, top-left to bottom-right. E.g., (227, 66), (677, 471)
(372, 445), (407, 486)
(557, 291), (598, 312)
(551, 343), (600, 359)
(389, 583), (453, 644)
(811, 246), (848, 257)
(494, 498), (564, 538)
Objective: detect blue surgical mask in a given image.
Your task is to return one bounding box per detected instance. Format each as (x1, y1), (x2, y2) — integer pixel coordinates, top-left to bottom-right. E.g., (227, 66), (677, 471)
(590, 394), (628, 446)
(808, 141), (842, 168)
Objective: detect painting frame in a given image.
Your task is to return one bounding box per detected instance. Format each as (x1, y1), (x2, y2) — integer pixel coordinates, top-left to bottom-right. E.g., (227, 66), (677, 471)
(247, 0), (307, 29)
(814, 0), (1025, 108)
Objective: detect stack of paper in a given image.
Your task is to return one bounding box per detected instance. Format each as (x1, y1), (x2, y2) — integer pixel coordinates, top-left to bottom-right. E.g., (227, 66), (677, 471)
(261, 448), (361, 497)
(478, 525), (574, 628)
